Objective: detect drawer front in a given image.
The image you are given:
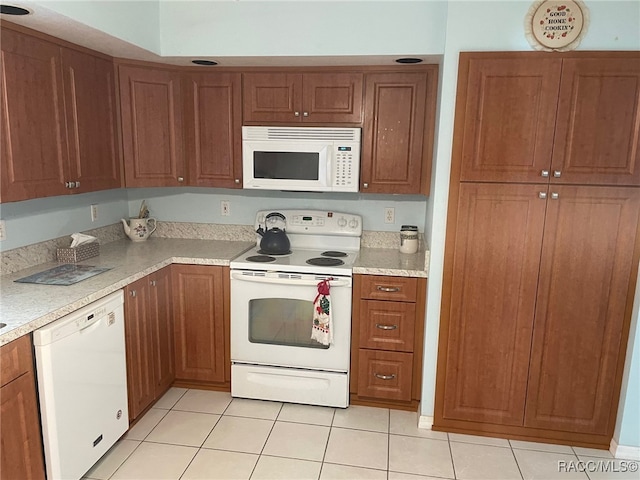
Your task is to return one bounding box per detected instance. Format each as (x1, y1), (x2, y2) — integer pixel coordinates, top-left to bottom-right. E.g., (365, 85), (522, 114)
(359, 275), (418, 302)
(0, 335), (33, 387)
(359, 300), (416, 352)
(357, 349), (413, 401)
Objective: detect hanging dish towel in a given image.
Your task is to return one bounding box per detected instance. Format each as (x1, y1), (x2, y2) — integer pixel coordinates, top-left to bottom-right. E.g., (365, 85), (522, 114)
(311, 278), (333, 346)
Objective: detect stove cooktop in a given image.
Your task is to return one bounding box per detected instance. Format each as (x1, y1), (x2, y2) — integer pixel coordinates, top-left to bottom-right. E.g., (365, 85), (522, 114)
(232, 209), (362, 275)
(231, 246), (358, 276)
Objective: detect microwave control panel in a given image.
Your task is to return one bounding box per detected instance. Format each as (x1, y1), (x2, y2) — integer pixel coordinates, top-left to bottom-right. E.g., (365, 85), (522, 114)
(332, 144), (360, 191)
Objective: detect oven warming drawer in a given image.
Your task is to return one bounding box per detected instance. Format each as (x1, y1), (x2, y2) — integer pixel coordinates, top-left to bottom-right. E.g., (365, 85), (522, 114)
(232, 363), (348, 408)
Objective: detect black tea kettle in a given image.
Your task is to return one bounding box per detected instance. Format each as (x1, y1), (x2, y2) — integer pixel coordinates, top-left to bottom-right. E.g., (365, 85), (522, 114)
(256, 212), (291, 255)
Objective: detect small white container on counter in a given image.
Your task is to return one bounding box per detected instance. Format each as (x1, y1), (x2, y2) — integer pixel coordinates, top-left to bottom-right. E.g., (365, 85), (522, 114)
(399, 225), (419, 254)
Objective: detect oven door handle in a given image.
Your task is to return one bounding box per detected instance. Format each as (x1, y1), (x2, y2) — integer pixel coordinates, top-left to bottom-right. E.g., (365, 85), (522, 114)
(231, 272), (350, 287)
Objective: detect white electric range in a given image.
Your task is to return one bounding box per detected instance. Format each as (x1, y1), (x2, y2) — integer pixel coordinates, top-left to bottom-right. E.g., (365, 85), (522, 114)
(229, 209), (362, 408)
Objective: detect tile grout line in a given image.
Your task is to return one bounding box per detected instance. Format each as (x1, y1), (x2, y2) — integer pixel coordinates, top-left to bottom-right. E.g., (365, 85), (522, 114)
(447, 431), (458, 480)
(508, 442), (526, 480)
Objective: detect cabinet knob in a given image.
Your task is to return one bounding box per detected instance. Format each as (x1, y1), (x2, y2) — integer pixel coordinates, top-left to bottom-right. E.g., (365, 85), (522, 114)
(177, 176), (184, 182)
(235, 178), (241, 184)
(130, 290), (136, 297)
(150, 280), (156, 286)
(553, 170), (562, 178)
(65, 181), (71, 188)
(294, 111), (300, 117)
(551, 192), (559, 200)
(363, 183), (369, 189)
(303, 112), (309, 117)
(541, 170), (549, 178)
(75, 181), (80, 189)
(375, 323), (398, 330)
(539, 192), (547, 199)
(374, 373), (396, 380)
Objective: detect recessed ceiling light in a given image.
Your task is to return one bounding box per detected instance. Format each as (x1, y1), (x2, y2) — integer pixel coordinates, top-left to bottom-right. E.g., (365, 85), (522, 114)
(192, 60), (218, 66)
(0, 4), (30, 15)
(395, 58), (423, 64)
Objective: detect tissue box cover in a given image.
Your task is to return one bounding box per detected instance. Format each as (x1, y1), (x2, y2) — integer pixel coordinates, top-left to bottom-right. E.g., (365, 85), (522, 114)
(56, 242), (99, 263)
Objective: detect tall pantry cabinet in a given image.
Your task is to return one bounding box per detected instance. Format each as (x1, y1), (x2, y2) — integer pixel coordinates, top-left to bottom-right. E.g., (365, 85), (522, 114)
(434, 52), (640, 448)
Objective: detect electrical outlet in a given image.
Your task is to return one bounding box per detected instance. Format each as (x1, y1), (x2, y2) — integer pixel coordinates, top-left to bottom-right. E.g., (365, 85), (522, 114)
(90, 204), (98, 222)
(221, 200), (230, 217)
(384, 207), (395, 224)
(0, 220), (5, 241)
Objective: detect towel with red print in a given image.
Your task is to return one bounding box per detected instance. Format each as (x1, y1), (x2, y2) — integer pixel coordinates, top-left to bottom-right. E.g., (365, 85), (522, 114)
(311, 278), (333, 346)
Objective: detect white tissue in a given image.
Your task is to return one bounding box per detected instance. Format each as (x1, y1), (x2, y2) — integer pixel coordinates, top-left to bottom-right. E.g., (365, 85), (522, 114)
(70, 233), (97, 248)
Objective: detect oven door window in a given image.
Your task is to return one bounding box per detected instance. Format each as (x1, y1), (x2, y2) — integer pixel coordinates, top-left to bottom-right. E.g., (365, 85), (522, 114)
(248, 298), (329, 349)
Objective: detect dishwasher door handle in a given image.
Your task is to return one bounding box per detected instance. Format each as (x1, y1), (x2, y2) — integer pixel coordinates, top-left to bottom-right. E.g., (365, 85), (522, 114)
(78, 315), (102, 335)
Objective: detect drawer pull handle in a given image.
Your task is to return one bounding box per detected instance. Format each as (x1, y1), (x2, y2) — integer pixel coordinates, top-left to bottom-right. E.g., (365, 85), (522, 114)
(374, 373), (396, 380)
(375, 323), (398, 330)
(376, 286), (400, 292)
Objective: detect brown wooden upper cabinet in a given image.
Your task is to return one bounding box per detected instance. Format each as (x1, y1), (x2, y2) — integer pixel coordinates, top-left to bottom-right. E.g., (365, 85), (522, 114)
(1, 28), (120, 203)
(61, 48), (121, 194)
(183, 73), (243, 188)
(360, 70), (437, 194)
(243, 72), (363, 124)
(458, 53), (640, 186)
(119, 65), (185, 187)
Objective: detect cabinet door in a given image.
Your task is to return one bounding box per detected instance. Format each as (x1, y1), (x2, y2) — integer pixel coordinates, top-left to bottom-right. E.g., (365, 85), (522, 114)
(124, 278), (155, 421)
(0, 371), (46, 480)
(302, 73), (363, 123)
(150, 267), (175, 396)
(525, 186), (640, 435)
(361, 71), (433, 194)
(119, 65), (184, 187)
(458, 56), (562, 183)
(61, 48), (121, 193)
(551, 58), (640, 186)
(173, 265), (226, 383)
(184, 73), (242, 188)
(243, 72), (302, 123)
(0, 29), (68, 202)
(439, 183), (547, 426)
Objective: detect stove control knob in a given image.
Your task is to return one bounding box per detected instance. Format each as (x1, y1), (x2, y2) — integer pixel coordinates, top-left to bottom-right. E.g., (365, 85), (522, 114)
(337, 217), (348, 228)
(348, 218), (359, 229)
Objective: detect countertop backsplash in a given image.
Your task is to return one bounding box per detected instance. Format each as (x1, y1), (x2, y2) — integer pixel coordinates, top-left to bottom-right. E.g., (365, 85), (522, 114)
(154, 221), (256, 242)
(1, 224), (125, 276)
(1, 221), (427, 276)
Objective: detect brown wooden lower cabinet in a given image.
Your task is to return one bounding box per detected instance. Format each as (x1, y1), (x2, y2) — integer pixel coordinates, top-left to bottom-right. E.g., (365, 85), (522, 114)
(435, 183), (640, 447)
(172, 265), (229, 387)
(0, 335), (46, 480)
(350, 274), (426, 410)
(124, 266), (174, 421)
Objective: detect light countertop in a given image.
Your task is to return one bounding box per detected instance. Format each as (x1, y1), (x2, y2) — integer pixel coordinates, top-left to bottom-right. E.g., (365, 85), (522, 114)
(1, 238), (428, 346)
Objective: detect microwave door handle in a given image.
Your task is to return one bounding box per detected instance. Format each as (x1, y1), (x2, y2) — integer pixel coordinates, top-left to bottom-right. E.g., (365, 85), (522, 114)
(231, 272), (350, 288)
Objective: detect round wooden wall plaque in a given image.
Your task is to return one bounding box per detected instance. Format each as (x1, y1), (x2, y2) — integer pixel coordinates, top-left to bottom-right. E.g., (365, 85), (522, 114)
(525, 0), (589, 51)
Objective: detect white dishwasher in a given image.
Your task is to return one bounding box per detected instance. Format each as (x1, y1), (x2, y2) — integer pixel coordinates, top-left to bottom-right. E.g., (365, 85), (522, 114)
(34, 290), (129, 480)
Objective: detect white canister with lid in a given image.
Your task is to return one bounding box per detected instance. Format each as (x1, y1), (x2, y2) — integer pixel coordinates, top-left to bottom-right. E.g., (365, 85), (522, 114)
(399, 225), (419, 254)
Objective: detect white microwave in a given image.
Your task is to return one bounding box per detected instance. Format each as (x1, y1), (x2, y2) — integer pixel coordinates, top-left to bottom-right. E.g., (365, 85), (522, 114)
(242, 126), (361, 192)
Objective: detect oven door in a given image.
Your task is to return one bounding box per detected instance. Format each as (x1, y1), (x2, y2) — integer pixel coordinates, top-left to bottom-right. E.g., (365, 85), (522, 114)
(230, 270), (352, 371)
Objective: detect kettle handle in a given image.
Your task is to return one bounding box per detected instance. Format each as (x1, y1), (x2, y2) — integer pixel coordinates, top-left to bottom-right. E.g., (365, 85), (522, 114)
(265, 212), (286, 222)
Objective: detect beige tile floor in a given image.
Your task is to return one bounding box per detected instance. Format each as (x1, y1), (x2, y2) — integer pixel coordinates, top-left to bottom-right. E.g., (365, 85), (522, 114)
(83, 388), (638, 480)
